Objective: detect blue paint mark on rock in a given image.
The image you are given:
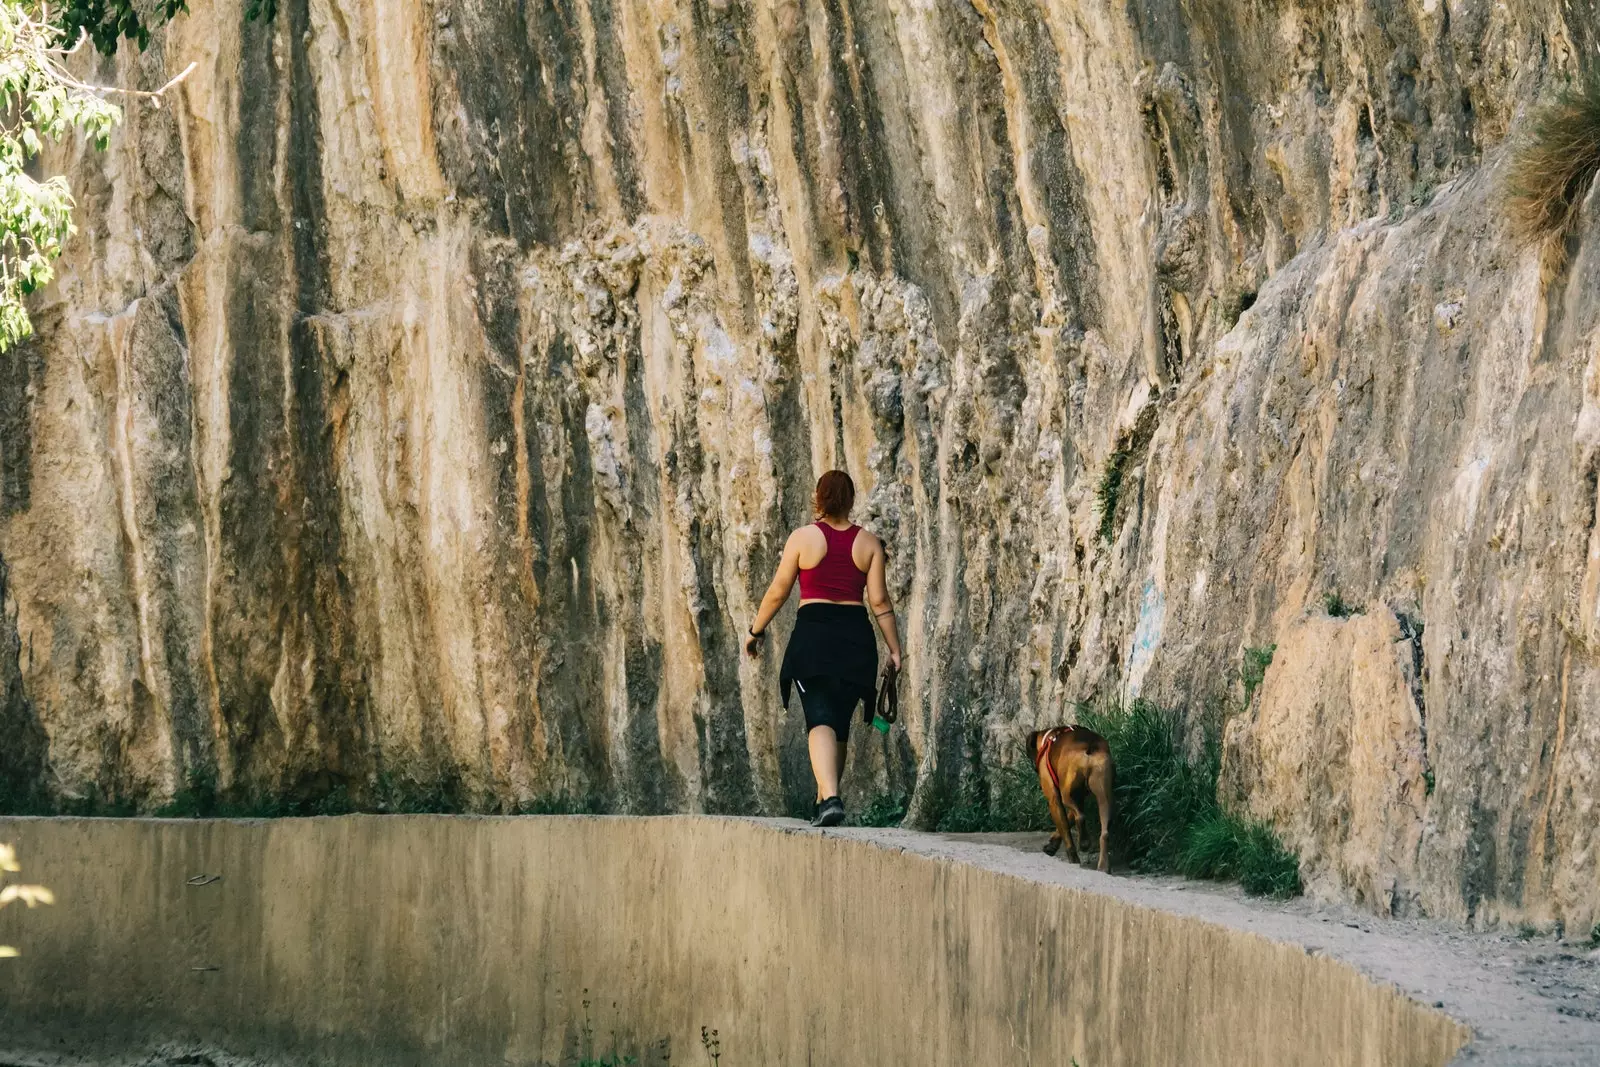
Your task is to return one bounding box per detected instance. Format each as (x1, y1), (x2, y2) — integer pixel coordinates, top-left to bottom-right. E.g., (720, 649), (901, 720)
(1127, 578), (1166, 700)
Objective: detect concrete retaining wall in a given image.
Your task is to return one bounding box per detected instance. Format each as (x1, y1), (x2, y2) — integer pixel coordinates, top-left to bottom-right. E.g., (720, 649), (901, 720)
(0, 816), (1468, 1066)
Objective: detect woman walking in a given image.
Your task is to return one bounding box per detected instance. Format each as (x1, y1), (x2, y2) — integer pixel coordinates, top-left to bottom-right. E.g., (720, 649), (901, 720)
(744, 470), (903, 826)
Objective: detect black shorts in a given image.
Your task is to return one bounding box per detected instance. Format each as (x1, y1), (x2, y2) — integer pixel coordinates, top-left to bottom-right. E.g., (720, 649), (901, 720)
(796, 676), (859, 744)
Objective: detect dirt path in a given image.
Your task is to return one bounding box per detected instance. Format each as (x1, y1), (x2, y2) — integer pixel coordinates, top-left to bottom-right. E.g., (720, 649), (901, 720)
(782, 822), (1600, 1065)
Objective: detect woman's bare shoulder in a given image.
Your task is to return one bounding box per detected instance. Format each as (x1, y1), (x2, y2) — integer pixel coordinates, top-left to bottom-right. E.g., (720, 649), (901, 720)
(853, 527), (884, 552)
(787, 524), (824, 547)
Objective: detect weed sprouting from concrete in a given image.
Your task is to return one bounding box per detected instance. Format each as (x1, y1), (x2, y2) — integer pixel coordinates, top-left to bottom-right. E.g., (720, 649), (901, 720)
(700, 1026), (722, 1066)
(1239, 644), (1276, 706)
(1589, 922), (1600, 947)
(575, 1053), (636, 1067)
(564, 992), (641, 1067)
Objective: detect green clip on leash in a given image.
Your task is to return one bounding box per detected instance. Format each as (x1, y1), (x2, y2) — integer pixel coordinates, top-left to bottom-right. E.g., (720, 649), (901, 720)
(871, 661), (899, 734)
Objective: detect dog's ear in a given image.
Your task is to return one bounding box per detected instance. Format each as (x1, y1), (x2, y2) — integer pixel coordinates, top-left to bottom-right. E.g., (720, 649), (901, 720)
(1025, 730), (1040, 755)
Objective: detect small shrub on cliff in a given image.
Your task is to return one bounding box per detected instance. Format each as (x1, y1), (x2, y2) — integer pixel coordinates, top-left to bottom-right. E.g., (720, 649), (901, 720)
(1323, 590), (1358, 618)
(1239, 644), (1276, 706)
(1504, 72), (1600, 244)
(1095, 450), (1129, 543)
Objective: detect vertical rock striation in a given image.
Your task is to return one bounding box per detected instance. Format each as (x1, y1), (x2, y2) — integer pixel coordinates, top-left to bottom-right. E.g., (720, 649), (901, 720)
(1, 0), (1598, 930)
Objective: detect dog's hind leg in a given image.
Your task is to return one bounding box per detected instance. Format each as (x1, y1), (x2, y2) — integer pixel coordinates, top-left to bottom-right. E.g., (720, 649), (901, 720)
(1089, 757), (1113, 873)
(1061, 796), (1085, 865)
(1043, 788), (1073, 859)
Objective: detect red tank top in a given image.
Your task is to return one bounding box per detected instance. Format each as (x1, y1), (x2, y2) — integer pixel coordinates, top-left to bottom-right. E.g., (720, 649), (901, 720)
(798, 523), (868, 602)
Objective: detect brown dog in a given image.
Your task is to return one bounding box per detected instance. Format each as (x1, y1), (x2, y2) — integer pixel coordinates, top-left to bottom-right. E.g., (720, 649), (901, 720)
(1027, 725), (1113, 872)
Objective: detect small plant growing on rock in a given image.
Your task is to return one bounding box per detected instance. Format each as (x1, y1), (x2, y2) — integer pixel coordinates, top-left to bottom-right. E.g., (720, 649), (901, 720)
(849, 791), (909, 828)
(0, 842), (54, 958)
(1323, 591), (1357, 618)
(1095, 449), (1129, 543)
(1505, 72), (1600, 244)
(1239, 644), (1276, 706)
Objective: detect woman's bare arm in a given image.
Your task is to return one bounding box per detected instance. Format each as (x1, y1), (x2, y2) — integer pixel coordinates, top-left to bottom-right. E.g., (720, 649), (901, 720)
(866, 538), (902, 670)
(746, 531), (803, 656)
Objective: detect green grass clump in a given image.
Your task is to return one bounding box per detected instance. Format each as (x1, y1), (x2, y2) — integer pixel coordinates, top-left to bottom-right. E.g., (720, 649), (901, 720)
(850, 791), (909, 827)
(1505, 72), (1600, 244)
(1323, 591), (1357, 618)
(1178, 809), (1303, 897)
(1095, 449), (1129, 543)
(920, 699), (1301, 897)
(1239, 644), (1276, 706)
(1075, 698), (1302, 898)
(517, 791), (607, 816)
(927, 758), (1053, 834)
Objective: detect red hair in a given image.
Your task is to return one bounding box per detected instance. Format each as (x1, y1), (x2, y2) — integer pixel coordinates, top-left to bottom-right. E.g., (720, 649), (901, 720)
(813, 470), (856, 520)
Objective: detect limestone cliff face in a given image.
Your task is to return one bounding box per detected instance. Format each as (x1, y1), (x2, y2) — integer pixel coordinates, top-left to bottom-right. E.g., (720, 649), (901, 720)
(1, 0), (1598, 930)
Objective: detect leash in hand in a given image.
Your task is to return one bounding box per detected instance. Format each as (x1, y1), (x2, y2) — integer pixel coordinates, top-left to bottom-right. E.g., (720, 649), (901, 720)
(871, 660), (899, 733)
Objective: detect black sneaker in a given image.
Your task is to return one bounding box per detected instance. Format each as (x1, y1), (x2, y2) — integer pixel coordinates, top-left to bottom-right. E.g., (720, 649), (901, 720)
(812, 796), (845, 827)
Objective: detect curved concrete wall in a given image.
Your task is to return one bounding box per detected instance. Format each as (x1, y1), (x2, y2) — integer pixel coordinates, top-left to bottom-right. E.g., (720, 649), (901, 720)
(0, 816), (1466, 1066)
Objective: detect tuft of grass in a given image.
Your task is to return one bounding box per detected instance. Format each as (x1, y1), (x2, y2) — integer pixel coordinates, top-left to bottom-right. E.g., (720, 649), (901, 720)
(1323, 591), (1358, 618)
(1589, 921), (1600, 947)
(1239, 644), (1276, 706)
(1178, 809), (1302, 897)
(517, 791), (607, 816)
(923, 698), (1301, 897)
(1095, 449), (1130, 544)
(1517, 923), (1539, 941)
(1076, 698), (1302, 898)
(850, 791), (909, 827)
(927, 758), (1053, 835)
(1505, 72), (1600, 244)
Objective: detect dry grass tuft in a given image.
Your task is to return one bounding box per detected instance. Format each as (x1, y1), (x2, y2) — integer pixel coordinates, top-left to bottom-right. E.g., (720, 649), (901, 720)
(1505, 73), (1600, 244)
